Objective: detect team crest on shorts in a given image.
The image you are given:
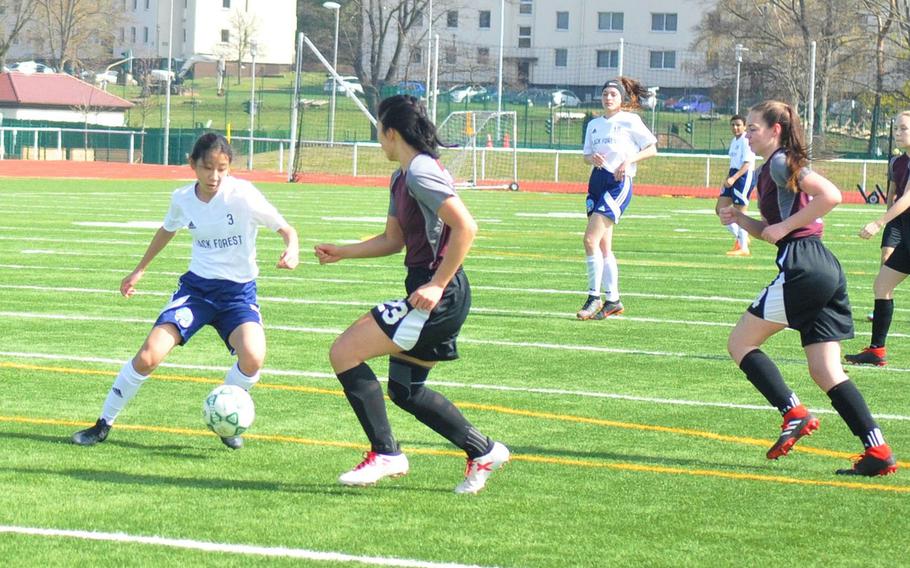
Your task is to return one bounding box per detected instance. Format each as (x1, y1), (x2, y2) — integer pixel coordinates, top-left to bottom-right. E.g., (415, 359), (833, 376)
(586, 198), (594, 214)
(174, 307), (194, 328)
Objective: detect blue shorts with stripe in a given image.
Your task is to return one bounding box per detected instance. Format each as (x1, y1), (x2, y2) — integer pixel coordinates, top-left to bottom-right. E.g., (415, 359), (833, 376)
(154, 271), (262, 353)
(746, 237), (853, 346)
(586, 168), (632, 222)
(718, 167), (756, 206)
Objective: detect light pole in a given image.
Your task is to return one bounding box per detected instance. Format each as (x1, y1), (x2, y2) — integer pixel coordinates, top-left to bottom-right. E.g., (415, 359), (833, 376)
(163, 0), (174, 165)
(496, 0), (504, 124)
(734, 43), (748, 115)
(247, 39), (257, 171)
(323, 1), (341, 145)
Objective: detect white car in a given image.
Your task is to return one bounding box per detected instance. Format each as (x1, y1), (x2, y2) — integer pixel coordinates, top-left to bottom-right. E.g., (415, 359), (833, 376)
(323, 76), (363, 95)
(8, 61), (55, 74)
(94, 70), (118, 85)
(551, 89), (580, 107)
(447, 84), (488, 103)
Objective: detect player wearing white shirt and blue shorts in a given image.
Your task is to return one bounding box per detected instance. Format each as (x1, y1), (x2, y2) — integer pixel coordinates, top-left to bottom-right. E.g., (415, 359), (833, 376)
(577, 77), (657, 320)
(72, 133), (299, 450)
(716, 115), (757, 256)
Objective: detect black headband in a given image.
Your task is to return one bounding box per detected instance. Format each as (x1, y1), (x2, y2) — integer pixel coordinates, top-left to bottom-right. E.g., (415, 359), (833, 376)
(602, 80), (628, 101)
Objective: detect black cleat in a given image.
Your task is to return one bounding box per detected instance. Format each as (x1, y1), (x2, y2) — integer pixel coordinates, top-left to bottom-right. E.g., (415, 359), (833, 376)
(576, 296), (603, 320)
(593, 299), (624, 319)
(220, 436), (244, 450)
(766, 408), (819, 459)
(836, 445), (898, 477)
(72, 418), (111, 446)
(845, 346), (887, 367)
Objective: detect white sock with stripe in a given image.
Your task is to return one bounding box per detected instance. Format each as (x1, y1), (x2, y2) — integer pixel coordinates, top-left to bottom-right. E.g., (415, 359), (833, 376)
(100, 360), (148, 425)
(602, 253), (619, 302)
(585, 255), (603, 296)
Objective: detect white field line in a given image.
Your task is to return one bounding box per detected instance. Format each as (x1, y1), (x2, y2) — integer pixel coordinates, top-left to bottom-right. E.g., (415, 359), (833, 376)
(4, 349), (910, 422)
(0, 526), (493, 568)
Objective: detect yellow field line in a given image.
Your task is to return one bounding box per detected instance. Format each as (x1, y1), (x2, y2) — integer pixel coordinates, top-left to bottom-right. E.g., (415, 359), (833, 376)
(3, 360), (906, 467)
(1, 414), (906, 494)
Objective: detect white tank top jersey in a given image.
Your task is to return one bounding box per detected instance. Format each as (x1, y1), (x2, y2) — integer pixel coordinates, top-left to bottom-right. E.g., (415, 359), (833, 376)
(583, 111), (657, 177)
(162, 176), (289, 282)
(728, 134), (755, 170)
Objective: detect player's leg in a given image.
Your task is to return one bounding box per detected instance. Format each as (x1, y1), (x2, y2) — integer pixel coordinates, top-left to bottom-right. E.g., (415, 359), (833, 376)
(805, 341), (897, 476)
(846, 265), (907, 366)
(330, 313), (409, 485)
(212, 321), (267, 450)
(595, 218), (624, 318)
(716, 194), (740, 252)
(72, 324), (181, 446)
(732, 203), (751, 254)
(578, 213), (608, 319)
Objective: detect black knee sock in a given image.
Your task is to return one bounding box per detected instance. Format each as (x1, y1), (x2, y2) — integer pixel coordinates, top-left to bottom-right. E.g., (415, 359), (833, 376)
(388, 359), (493, 459)
(337, 363), (398, 455)
(827, 380), (886, 449)
(739, 349), (800, 415)
(870, 299), (894, 348)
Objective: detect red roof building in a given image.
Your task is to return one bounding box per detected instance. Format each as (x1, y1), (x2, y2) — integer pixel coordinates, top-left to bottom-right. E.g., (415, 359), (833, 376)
(0, 72), (134, 127)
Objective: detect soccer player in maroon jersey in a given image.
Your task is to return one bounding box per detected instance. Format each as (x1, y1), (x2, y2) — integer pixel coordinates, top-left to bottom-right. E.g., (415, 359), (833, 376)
(719, 100), (896, 477)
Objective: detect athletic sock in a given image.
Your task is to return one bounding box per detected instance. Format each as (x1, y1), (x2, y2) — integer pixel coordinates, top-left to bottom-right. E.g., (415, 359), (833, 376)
(336, 363), (398, 455)
(726, 222), (740, 238)
(585, 255), (604, 296)
(100, 360), (148, 425)
(737, 227), (750, 251)
(224, 361), (260, 391)
(601, 253), (619, 302)
(870, 299), (894, 348)
(827, 380), (887, 449)
(739, 349), (800, 415)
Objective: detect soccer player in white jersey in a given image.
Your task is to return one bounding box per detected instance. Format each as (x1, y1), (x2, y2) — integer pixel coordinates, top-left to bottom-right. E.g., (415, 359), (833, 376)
(577, 77), (657, 320)
(715, 115), (756, 256)
(72, 133), (299, 449)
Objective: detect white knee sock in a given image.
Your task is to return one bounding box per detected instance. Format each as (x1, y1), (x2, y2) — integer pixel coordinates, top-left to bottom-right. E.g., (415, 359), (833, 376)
(224, 361), (260, 391)
(726, 222), (740, 238)
(585, 255), (604, 296)
(738, 227), (750, 250)
(602, 253), (619, 302)
(100, 360), (148, 425)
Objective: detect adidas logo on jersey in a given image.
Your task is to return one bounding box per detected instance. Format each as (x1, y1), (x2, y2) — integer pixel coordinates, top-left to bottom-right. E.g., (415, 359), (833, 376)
(188, 221), (196, 229)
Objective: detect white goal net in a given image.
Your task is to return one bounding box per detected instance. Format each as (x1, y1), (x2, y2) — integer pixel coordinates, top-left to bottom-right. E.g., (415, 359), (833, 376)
(436, 111), (519, 191)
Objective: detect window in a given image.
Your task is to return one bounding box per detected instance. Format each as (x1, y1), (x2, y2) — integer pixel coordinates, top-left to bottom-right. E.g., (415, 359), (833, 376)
(445, 47), (456, 64)
(221, 29), (230, 43)
(119, 27), (125, 42)
(144, 0), (149, 9)
(121, 0), (126, 10)
(412, 47), (422, 63)
(447, 10), (458, 28)
(478, 47), (490, 64)
(183, 28), (187, 42)
(143, 26), (149, 43)
(649, 50), (676, 68)
(518, 26), (531, 48)
(555, 48), (567, 67)
(132, 0), (137, 9)
(223, 0), (231, 8)
(130, 26), (136, 43)
(597, 49), (619, 68)
(598, 12), (623, 31)
(556, 11), (568, 30)
(651, 13), (677, 32)
(479, 10), (491, 29)
(519, 0), (532, 15)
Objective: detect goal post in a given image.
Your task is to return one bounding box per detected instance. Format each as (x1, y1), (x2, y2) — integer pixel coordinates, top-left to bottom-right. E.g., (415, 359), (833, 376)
(436, 111), (519, 191)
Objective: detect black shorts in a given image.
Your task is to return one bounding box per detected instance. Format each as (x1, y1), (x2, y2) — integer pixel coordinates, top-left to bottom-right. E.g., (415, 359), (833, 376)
(884, 242), (910, 274)
(747, 237), (854, 346)
(370, 267), (471, 361)
(881, 218), (902, 249)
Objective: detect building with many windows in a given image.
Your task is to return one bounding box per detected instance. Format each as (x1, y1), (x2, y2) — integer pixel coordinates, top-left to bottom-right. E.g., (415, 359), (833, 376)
(389, 0), (710, 100)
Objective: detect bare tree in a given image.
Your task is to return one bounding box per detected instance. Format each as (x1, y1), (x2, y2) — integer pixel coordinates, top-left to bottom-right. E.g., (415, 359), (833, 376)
(33, 0), (120, 72)
(227, 9), (258, 85)
(860, 0), (898, 154)
(0, 0), (39, 70)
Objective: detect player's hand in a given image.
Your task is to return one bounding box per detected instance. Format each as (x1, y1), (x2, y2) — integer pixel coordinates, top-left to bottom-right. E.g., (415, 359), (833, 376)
(724, 176), (735, 188)
(314, 243), (343, 264)
(120, 269), (144, 298)
(613, 160), (630, 181)
(859, 220), (883, 240)
(761, 223), (789, 244)
(718, 205), (739, 225)
(408, 283), (444, 312)
(277, 247), (299, 270)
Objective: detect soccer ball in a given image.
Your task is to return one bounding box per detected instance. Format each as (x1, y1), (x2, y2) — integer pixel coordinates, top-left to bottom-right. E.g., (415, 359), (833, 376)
(202, 385), (255, 437)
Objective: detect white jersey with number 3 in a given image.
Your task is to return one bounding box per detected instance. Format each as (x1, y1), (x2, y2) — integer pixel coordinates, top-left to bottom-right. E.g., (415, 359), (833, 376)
(162, 176), (288, 282)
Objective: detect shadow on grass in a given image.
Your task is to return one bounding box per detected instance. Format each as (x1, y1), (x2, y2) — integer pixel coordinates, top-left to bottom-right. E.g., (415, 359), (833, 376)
(0, 430), (209, 460)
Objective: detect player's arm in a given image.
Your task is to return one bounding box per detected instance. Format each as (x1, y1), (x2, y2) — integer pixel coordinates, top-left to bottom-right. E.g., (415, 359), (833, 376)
(121, 227), (177, 297)
(614, 143), (657, 180)
(885, 180), (896, 208)
(408, 196), (477, 311)
(761, 171), (841, 244)
(727, 160), (753, 185)
(275, 225), (299, 270)
(719, 205), (766, 238)
(314, 216), (405, 264)
(860, 179), (910, 239)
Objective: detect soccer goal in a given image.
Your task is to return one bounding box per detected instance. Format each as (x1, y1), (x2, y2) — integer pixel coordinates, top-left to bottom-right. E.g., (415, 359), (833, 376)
(436, 111), (519, 191)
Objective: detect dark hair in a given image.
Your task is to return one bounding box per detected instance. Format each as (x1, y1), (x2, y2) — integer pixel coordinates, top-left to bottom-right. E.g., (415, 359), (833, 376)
(377, 95), (444, 158)
(730, 114), (746, 124)
(750, 100), (809, 192)
(189, 132), (234, 163)
(601, 76), (649, 110)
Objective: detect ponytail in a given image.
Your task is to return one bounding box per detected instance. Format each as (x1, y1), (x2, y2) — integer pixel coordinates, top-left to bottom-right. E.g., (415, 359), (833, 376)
(377, 95), (445, 158)
(751, 100), (809, 192)
(619, 77), (648, 110)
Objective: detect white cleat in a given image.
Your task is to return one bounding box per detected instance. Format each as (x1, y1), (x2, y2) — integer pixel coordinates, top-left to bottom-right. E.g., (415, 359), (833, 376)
(338, 451), (409, 486)
(454, 441), (510, 495)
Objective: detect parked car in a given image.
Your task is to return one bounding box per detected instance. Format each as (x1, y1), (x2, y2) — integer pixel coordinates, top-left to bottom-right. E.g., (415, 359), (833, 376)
(509, 88), (550, 106)
(447, 84), (488, 103)
(8, 61), (55, 74)
(668, 95), (715, 113)
(323, 75), (364, 95)
(551, 89), (580, 107)
(396, 80), (426, 97)
(93, 70), (119, 85)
